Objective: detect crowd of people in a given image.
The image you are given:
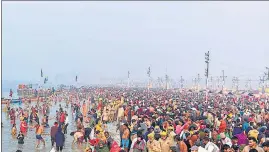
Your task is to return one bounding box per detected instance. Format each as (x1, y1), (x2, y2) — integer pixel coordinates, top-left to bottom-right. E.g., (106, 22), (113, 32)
(3, 87), (269, 152)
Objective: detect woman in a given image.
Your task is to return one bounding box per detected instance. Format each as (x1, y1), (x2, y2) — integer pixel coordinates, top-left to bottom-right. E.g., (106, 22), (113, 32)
(175, 134), (188, 152)
(132, 135), (147, 152)
(95, 141), (110, 152)
(55, 126), (65, 152)
(73, 129), (84, 146)
(20, 120), (28, 134)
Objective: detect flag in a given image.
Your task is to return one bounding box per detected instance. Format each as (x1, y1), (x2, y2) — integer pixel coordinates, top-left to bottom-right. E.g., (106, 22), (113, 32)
(75, 76), (78, 82)
(41, 69), (43, 77)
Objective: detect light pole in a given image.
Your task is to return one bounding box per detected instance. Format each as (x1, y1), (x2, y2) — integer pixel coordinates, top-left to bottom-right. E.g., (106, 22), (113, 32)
(220, 70), (227, 91)
(205, 51), (210, 102)
(205, 51), (210, 89)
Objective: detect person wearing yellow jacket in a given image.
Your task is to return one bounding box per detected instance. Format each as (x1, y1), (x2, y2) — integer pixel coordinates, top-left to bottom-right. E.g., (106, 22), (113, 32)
(147, 133), (161, 152)
(167, 126), (176, 145)
(159, 131), (172, 152)
(95, 121), (104, 133)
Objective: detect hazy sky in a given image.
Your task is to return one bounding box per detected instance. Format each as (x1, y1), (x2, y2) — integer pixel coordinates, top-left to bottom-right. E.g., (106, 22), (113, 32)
(3, 2), (269, 87)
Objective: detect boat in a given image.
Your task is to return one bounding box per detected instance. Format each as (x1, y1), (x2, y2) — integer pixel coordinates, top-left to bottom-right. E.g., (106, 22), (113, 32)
(1, 99), (22, 104)
(11, 99), (22, 104)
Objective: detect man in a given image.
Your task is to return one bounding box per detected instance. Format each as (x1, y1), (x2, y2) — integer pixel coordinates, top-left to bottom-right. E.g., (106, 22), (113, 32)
(50, 122), (58, 147)
(104, 131), (114, 150)
(203, 136), (219, 152)
(35, 123), (46, 148)
(220, 133), (232, 147)
(242, 137), (264, 152)
(222, 144), (234, 152)
(159, 131), (172, 152)
(146, 133), (161, 152)
(262, 141), (269, 152)
(231, 136), (240, 152)
(121, 124), (130, 152)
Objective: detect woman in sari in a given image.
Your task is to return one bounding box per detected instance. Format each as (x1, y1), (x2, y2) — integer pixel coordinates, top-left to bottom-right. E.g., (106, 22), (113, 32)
(20, 120), (28, 134)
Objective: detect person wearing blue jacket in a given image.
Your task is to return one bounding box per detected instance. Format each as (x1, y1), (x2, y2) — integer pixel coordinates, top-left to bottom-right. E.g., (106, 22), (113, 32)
(242, 118), (250, 132)
(55, 125), (65, 152)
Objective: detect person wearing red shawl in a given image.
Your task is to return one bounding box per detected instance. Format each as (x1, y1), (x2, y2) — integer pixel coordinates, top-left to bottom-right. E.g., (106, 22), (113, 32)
(219, 118), (227, 133)
(97, 101), (102, 111)
(20, 119), (28, 134)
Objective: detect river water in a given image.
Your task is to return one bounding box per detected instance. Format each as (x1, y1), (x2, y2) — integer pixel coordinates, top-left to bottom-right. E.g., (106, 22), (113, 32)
(1, 101), (120, 152)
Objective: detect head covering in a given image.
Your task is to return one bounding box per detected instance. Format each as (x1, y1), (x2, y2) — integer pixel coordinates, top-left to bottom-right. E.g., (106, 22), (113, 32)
(147, 133), (154, 139)
(149, 126), (154, 130)
(89, 139), (100, 146)
(190, 146), (199, 150)
(98, 140), (105, 145)
(204, 129), (210, 133)
(131, 130), (137, 135)
(220, 133), (226, 139)
(168, 126), (174, 130)
(57, 125), (62, 132)
(160, 131), (167, 136)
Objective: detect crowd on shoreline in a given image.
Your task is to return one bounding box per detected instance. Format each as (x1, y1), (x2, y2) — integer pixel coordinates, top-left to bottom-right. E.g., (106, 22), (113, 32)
(3, 87), (269, 152)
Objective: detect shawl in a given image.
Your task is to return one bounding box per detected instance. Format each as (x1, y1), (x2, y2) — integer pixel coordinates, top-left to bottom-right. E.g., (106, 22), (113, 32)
(133, 140), (146, 151)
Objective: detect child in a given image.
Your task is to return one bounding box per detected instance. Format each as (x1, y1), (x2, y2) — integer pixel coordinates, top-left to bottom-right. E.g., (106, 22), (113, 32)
(17, 131), (25, 144)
